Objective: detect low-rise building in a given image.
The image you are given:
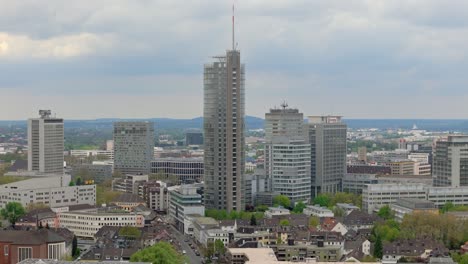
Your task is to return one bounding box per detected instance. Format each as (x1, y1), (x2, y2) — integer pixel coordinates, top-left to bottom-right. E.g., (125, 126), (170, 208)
(303, 205), (334, 218)
(0, 175), (95, 209)
(0, 229), (70, 264)
(58, 206), (144, 239)
(112, 174), (148, 194)
(70, 149), (114, 160)
(150, 157), (203, 184)
(71, 164), (112, 184)
(264, 207), (290, 218)
(390, 198), (438, 222)
(112, 193), (146, 212)
(362, 183), (428, 213)
(382, 239), (449, 264)
(336, 203), (360, 216)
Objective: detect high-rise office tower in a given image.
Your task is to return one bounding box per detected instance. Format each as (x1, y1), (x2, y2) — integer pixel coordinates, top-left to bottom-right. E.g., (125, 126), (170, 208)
(203, 13), (245, 212)
(433, 135), (468, 187)
(264, 105), (311, 203)
(28, 110), (64, 174)
(113, 121), (154, 175)
(305, 116), (347, 197)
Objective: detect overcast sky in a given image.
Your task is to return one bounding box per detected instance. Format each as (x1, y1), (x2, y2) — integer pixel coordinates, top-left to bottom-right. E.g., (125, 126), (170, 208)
(2, 0), (468, 120)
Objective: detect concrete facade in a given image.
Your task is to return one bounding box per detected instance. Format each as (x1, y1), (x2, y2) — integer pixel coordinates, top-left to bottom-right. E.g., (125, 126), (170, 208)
(204, 49), (245, 212)
(28, 110), (64, 174)
(113, 121), (154, 175)
(433, 136), (468, 187)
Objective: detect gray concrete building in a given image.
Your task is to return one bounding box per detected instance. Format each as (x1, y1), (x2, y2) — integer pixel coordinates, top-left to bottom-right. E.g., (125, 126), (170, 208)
(264, 106), (311, 203)
(203, 48), (245, 212)
(150, 157), (203, 184)
(305, 116), (347, 197)
(185, 130), (203, 146)
(28, 110), (64, 174)
(433, 135), (468, 187)
(113, 121), (154, 175)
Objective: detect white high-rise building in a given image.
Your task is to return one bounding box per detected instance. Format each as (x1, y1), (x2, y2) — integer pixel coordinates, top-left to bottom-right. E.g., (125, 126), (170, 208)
(433, 135), (468, 187)
(28, 110), (64, 174)
(264, 106), (311, 203)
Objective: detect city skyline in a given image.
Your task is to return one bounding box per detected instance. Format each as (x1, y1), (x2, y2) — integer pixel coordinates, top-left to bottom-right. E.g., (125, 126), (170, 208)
(2, 1), (468, 120)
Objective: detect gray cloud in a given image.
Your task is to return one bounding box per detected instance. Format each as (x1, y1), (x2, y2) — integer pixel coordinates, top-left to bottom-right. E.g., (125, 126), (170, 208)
(1, 0), (468, 120)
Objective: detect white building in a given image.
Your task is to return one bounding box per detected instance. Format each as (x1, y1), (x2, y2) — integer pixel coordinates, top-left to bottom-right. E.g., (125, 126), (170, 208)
(70, 150), (114, 160)
(58, 206), (145, 238)
(303, 205), (334, 218)
(363, 183), (468, 213)
(433, 135), (468, 187)
(264, 107), (311, 203)
(0, 175), (95, 209)
(200, 229), (230, 247)
(28, 110), (64, 174)
(168, 185), (204, 232)
(264, 207), (290, 218)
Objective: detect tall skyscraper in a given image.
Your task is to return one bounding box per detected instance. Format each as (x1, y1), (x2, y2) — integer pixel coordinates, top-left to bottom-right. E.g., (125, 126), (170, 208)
(113, 121), (154, 175)
(433, 135), (468, 187)
(28, 110), (64, 174)
(305, 116), (347, 197)
(203, 20), (245, 211)
(264, 105), (311, 203)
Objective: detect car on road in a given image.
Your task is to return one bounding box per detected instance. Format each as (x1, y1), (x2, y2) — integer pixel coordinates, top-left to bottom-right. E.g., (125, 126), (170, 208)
(195, 251), (200, 256)
(182, 250), (186, 254)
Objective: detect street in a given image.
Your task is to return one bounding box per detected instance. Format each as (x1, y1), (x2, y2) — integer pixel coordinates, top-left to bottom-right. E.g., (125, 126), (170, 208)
(169, 225), (203, 264)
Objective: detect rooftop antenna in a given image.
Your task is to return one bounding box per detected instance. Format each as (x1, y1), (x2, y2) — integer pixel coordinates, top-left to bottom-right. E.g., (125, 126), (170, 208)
(281, 100), (288, 110)
(232, 3), (235, 50)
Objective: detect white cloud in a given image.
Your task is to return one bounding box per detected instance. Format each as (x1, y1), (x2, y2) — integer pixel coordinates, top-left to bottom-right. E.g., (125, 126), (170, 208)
(0, 32), (113, 59)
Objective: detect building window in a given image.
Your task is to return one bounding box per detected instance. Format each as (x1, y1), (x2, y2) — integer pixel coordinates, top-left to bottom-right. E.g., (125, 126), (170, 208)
(4, 245), (8, 256)
(48, 243), (65, 260)
(18, 247), (32, 262)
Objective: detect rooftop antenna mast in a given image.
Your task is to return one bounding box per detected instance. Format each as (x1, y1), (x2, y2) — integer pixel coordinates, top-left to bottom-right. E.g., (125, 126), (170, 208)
(232, 3), (235, 50)
(281, 100), (288, 110)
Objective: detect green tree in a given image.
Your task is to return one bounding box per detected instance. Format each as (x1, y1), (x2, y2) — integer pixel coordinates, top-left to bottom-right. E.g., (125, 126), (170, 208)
(68, 180), (75, 186)
(75, 177), (83, 186)
(72, 236), (80, 257)
(0, 202), (25, 226)
(377, 205), (394, 220)
(130, 242), (186, 264)
(313, 194), (331, 207)
(292, 201), (306, 213)
(214, 239), (226, 255)
(441, 202), (455, 213)
(273, 195), (291, 208)
(255, 205), (269, 212)
(373, 235), (383, 259)
(250, 214), (257, 226)
(119, 226), (142, 238)
(309, 216), (320, 229)
(279, 219), (290, 226)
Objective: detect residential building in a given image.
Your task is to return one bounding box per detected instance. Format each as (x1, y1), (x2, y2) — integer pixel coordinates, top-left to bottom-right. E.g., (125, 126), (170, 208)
(305, 116), (347, 197)
(150, 157), (203, 184)
(168, 185), (204, 232)
(141, 181), (169, 212)
(264, 107), (311, 203)
(382, 239), (448, 264)
(185, 131), (203, 146)
(58, 206), (145, 239)
(203, 45), (245, 212)
(336, 203), (360, 216)
(433, 135), (468, 187)
(28, 110), (64, 174)
(390, 198), (438, 222)
(303, 205), (334, 218)
(0, 175), (95, 209)
(113, 121), (154, 175)
(0, 229), (70, 264)
(112, 193), (146, 212)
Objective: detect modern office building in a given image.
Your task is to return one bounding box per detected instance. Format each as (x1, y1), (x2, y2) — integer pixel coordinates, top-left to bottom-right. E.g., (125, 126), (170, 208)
(433, 135), (468, 187)
(150, 157), (204, 184)
(28, 110), (64, 174)
(305, 116), (347, 197)
(264, 106), (311, 203)
(71, 163), (113, 184)
(389, 160), (415, 175)
(168, 185), (204, 232)
(0, 175), (95, 209)
(112, 174), (148, 194)
(113, 121), (154, 175)
(342, 173), (432, 194)
(69, 149), (114, 160)
(185, 131), (204, 146)
(390, 198), (437, 222)
(203, 44), (245, 212)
